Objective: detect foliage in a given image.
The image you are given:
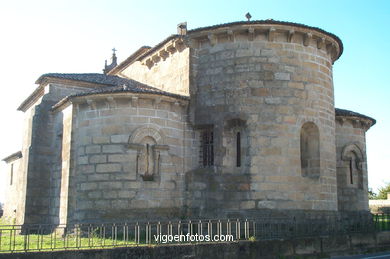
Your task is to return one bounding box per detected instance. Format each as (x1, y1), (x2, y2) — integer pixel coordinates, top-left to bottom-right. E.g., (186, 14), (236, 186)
(368, 188), (377, 200)
(248, 236), (256, 241)
(377, 183), (390, 200)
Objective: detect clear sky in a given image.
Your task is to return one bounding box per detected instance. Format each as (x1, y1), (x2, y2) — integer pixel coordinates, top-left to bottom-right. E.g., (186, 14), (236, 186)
(0, 0), (389, 202)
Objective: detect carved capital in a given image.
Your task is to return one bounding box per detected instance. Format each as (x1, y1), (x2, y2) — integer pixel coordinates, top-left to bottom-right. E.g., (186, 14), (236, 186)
(127, 143), (144, 150)
(153, 144), (170, 151)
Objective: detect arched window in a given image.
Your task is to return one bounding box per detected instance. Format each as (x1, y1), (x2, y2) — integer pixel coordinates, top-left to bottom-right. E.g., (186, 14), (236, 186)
(341, 143), (364, 189)
(300, 122), (320, 178)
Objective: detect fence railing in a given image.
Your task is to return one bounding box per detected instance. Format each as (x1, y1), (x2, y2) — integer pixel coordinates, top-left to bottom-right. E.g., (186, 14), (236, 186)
(0, 214), (386, 253)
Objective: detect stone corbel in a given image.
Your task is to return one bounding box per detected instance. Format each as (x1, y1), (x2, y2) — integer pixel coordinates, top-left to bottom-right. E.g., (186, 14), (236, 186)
(208, 33), (217, 46)
(166, 44), (177, 54)
(159, 49), (169, 60)
(317, 38), (326, 50)
(326, 43), (338, 62)
(75, 103), (80, 113)
(326, 42), (335, 55)
(248, 27), (255, 41)
(352, 119), (361, 128)
(106, 96), (116, 109)
(268, 27), (276, 42)
(174, 39), (185, 50)
(303, 33), (312, 46)
(227, 30), (234, 41)
(288, 30), (295, 43)
(145, 58), (154, 69)
(152, 54), (161, 63)
(86, 99), (97, 110)
(153, 97), (161, 109)
(131, 96), (139, 107)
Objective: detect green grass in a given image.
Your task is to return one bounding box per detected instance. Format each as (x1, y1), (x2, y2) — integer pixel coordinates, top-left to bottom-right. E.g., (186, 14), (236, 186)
(373, 214), (390, 231)
(0, 230), (138, 253)
(0, 218), (141, 253)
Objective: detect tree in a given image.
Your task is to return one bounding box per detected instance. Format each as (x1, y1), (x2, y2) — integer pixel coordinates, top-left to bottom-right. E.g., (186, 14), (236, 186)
(376, 183), (390, 200)
(368, 188), (377, 200)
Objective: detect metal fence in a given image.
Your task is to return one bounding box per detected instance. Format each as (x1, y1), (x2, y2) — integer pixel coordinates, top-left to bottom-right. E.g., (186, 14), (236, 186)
(0, 214), (387, 253)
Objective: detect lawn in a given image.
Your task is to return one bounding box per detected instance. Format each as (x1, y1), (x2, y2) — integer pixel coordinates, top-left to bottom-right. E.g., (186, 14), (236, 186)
(0, 218), (139, 253)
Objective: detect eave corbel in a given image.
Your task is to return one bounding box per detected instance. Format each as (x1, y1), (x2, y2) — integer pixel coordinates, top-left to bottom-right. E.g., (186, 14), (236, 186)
(317, 37), (326, 50)
(167, 44), (177, 54)
(288, 30), (295, 43)
(131, 96), (139, 107)
(144, 58), (154, 69)
(174, 38), (185, 50)
(268, 27), (276, 42)
(153, 97), (161, 108)
(106, 96), (116, 109)
(208, 33), (217, 46)
(303, 33), (312, 46)
(152, 54), (160, 63)
(86, 99), (97, 110)
(227, 30), (234, 41)
(159, 49), (169, 60)
(248, 27), (255, 41)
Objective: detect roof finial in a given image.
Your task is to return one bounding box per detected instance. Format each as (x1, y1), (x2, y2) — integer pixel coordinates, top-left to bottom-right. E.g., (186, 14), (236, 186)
(103, 48), (118, 74)
(245, 12), (252, 21)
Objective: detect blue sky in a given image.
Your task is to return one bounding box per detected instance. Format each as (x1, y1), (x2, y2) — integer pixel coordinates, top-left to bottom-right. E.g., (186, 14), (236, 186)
(0, 0), (389, 201)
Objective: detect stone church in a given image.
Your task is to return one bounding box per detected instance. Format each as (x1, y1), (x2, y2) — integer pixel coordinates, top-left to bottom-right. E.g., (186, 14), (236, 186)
(2, 20), (375, 225)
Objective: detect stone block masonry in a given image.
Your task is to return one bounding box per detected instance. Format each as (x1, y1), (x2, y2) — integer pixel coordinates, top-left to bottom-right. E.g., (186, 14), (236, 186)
(69, 94), (197, 223)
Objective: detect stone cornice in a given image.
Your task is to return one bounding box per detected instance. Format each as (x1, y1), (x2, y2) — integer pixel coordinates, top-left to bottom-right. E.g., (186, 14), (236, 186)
(336, 116), (375, 131)
(138, 36), (186, 69)
(108, 46), (151, 76)
(188, 22), (342, 63)
(18, 78), (109, 112)
(2, 151), (22, 163)
(52, 92), (189, 112)
(17, 86), (45, 112)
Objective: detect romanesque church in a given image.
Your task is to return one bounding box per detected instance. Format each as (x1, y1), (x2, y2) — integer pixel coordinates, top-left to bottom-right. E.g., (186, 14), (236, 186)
(2, 20), (375, 225)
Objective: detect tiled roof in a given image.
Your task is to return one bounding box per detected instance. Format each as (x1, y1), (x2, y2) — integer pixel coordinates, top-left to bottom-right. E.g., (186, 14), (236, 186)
(335, 108), (376, 126)
(36, 73), (145, 87)
(49, 73), (188, 110)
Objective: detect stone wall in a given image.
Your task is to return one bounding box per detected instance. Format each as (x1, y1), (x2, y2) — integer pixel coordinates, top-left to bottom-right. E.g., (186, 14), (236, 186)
(8, 83), (89, 225)
(2, 157), (22, 222)
(187, 24), (340, 212)
(120, 40), (190, 96)
(67, 93), (197, 223)
(335, 118), (369, 211)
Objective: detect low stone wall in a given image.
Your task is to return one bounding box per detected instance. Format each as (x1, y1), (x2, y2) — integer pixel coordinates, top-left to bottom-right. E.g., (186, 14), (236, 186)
(370, 199), (390, 213)
(2, 232), (390, 259)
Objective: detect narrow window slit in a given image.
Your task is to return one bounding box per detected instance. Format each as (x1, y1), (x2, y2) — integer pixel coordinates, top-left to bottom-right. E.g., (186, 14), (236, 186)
(236, 132), (241, 167)
(349, 159), (353, 184)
